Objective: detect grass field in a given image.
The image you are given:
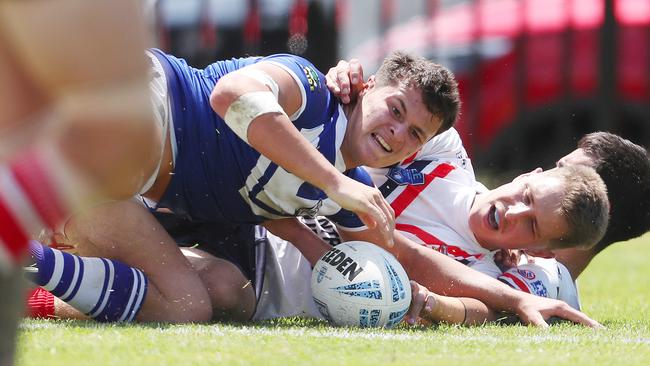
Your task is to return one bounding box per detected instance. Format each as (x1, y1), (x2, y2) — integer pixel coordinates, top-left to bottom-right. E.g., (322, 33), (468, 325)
(16, 234), (650, 366)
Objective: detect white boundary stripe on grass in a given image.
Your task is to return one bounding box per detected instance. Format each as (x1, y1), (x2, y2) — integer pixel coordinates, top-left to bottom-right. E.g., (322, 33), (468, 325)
(20, 322), (650, 345)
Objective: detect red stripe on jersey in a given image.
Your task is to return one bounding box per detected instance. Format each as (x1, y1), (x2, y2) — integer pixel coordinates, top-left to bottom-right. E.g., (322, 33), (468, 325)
(390, 163), (455, 218)
(501, 272), (531, 293)
(396, 223), (478, 259)
(0, 196), (29, 261)
(401, 151), (418, 165)
(10, 151), (67, 229)
(396, 223), (446, 246)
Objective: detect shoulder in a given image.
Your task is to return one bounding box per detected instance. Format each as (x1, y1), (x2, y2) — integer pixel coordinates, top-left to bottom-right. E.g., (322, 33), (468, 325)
(259, 54), (334, 125)
(411, 128), (476, 177)
(498, 258), (581, 310)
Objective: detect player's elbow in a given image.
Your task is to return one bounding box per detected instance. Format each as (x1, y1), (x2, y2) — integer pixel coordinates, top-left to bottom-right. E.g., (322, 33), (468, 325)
(210, 73), (240, 117)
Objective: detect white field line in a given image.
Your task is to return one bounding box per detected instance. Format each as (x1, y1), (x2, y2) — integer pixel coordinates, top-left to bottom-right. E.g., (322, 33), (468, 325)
(21, 322), (650, 345)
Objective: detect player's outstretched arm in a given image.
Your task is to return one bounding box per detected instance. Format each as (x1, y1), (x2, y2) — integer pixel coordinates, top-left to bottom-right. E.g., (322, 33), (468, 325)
(513, 294), (601, 328)
(211, 63), (394, 247)
(391, 232), (601, 327)
(408, 281), (494, 326)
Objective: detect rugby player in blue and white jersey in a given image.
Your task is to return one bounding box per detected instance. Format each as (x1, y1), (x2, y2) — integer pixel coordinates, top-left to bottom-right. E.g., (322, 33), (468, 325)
(24, 50), (612, 325)
(26, 49), (462, 323)
(26, 127), (608, 328)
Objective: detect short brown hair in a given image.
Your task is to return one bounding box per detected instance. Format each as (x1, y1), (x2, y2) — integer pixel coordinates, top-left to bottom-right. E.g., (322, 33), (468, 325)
(374, 51), (460, 136)
(546, 165), (610, 249)
(578, 132), (650, 251)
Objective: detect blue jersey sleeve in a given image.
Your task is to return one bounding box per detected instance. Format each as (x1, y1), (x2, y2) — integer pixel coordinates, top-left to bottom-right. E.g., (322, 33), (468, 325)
(326, 167), (374, 230)
(260, 54), (332, 130)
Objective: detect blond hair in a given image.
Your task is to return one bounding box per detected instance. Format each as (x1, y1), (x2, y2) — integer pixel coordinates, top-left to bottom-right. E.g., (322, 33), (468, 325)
(547, 165), (610, 249)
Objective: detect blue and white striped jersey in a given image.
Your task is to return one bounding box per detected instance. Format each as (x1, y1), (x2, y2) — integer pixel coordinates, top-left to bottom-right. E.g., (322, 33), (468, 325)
(148, 49), (370, 229)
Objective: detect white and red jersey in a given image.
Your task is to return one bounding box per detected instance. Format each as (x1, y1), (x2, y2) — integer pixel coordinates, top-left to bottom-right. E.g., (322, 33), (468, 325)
(366, 133), (501, 278)
(253, 128), (580, 318)
(498, 257), (581, 310)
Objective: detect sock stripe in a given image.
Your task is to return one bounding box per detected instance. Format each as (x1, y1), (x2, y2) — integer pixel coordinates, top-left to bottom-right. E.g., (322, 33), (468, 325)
(59, 254), (80, 300)
(45, 249), (66, 291)
(90, 258), (114, 318)
(121, 268), (143, 322)
(132, 270), (147, 321)
(29, 244), (149, 323)
(10, 152), (67, 229)
(61, 255), (85, 302)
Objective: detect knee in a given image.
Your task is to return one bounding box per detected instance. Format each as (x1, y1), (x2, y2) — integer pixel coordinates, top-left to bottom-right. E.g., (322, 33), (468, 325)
(198, 260), (255, 320)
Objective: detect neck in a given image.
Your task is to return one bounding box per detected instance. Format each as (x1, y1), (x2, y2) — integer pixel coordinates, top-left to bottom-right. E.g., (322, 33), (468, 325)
(553, 247), (597, 279)
(340, 101), (358, 169)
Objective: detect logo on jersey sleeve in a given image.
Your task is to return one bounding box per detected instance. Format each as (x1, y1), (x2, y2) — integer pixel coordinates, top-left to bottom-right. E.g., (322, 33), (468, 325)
(302, 66), (321, 92)
(294, 199), (323, 218)
(386, 167), (425, 186)
(517, 269), (536, 280)
(530, 280), (548, 297)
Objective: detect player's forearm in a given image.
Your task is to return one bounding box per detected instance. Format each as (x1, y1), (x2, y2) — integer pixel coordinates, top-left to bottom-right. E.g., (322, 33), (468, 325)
(392, 232), (522, 313)
(263, 218), (330, 266)
(247, 114), (347, 194)
(428, 295), (495, 326)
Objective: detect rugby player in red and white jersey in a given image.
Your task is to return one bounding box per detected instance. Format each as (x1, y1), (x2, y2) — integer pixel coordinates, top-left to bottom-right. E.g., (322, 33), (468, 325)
(326, 59), (650, 326)
(252, 128), (591, 323)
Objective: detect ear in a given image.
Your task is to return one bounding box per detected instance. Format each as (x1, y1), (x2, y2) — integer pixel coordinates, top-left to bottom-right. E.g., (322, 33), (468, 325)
(366, 75), (376, 88)
(513, 167), (543, 182)
(359, 75), (376, 96)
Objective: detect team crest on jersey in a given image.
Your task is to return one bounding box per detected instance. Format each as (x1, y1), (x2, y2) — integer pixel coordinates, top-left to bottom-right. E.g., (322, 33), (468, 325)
(529, 280), (548, 297)
(386, 167), (425, 186)
(295, 199), (323, 218)
(302, 66), (321, 92)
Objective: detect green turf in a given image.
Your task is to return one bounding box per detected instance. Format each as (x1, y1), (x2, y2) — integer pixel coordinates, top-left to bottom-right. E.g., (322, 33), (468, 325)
(16, 235), (650, 366)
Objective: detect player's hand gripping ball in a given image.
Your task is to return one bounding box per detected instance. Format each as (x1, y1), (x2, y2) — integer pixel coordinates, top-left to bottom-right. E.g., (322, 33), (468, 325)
(311, 241), (411, 328)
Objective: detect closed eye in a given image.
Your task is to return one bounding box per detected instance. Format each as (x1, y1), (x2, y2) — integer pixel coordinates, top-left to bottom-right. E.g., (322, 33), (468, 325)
(524, 185), (538, 238)
(523, 185), (532, 205)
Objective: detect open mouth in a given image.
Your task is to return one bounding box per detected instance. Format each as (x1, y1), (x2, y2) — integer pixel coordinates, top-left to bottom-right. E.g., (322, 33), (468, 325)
(372, 133), (393, 153)
(487, 204), (500, 230)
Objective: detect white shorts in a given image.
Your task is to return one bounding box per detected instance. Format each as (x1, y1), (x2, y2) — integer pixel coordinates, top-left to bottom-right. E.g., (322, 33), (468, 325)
(139, 50), (177, 194)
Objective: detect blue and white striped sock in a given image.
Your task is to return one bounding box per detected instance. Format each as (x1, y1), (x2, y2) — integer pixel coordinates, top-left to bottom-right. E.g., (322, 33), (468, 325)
(27, 240), (148, 322)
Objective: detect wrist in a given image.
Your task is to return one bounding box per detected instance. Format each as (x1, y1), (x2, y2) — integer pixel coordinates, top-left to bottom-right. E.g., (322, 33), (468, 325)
(321, 172), (349, 197)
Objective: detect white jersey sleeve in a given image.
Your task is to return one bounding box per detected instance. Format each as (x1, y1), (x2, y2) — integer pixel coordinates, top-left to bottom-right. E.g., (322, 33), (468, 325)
(468, 254), (502, 279)
(411, 128), (475, 177)
(498, 258), (581, 310)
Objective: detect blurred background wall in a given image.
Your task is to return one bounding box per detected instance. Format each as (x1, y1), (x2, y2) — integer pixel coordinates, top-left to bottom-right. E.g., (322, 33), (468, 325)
(152, 0), (650, 183)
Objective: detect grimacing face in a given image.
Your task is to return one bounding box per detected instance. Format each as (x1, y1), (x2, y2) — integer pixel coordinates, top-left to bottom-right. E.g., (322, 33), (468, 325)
(468, 170), (570, 252)
(340, 80), (441, 168)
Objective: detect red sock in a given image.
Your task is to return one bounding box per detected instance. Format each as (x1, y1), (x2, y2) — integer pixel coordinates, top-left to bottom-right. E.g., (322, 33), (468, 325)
(0, 149), (69, 268)
(26, 287), (56, 319)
